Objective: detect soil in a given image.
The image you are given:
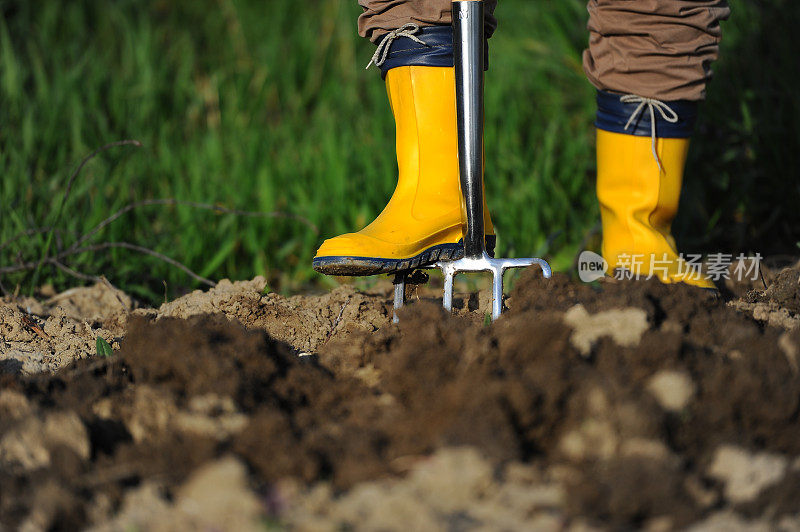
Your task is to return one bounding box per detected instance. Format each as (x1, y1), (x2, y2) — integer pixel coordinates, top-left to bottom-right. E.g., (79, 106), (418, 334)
(1, 265), (800, 531)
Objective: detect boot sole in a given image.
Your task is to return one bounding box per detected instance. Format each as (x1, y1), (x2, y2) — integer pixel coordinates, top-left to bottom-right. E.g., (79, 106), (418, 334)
(313, 236), (496, 277)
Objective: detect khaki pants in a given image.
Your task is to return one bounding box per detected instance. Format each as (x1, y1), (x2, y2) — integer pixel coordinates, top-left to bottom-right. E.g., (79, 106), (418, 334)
(358, 0), (730, 101)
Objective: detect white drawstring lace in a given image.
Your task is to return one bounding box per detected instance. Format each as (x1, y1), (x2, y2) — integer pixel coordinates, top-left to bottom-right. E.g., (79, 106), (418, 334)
(620, 95), (680, 173)
(366, 23), (428, 70)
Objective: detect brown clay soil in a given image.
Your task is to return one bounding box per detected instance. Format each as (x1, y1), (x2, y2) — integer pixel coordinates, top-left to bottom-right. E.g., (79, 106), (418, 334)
(1, 264), (800, 531)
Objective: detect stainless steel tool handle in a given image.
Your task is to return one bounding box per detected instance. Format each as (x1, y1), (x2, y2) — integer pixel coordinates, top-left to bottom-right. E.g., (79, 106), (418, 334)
(452, 0), (485, 260)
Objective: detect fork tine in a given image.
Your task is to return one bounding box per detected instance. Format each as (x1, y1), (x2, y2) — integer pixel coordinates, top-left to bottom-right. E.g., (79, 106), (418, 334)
(492, 269), (503, 320)
(392, 272), (406, 324)
(443, 267), (455, 312)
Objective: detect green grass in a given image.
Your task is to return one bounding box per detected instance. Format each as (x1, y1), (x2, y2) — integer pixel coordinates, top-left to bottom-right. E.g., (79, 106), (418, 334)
(0, 0), (797, 302)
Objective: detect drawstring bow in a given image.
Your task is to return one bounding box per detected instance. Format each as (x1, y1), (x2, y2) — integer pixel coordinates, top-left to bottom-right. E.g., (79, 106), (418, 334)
(620, 95), (680, 173)
(366, 23), (428, 69)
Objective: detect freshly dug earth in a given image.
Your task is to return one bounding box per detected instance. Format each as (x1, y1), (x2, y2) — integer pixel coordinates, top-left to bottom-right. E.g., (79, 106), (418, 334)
(1, 267), (800, 530)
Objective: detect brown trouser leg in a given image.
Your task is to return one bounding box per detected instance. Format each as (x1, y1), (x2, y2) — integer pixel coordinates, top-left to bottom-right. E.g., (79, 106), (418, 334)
(358, 0), (729, 100)
(583, 0), (731, 101)
(357, 0), (498, 44)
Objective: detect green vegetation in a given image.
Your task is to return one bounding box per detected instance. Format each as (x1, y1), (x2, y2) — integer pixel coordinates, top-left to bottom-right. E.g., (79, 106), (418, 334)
(1, 0), (797, 302)
(95, 336), (113, 358)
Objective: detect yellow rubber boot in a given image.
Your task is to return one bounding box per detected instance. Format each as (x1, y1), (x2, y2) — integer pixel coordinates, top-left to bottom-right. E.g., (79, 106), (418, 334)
(313, 65), (494, 276)
(597, 129), (715, 289)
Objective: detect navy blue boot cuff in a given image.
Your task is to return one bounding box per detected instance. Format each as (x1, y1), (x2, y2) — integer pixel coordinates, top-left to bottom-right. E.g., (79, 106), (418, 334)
(373, 26), (489, 79)
(595, 90), (698, 138)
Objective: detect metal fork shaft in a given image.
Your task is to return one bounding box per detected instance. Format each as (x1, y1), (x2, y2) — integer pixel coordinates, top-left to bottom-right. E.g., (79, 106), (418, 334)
(453, 0), (486, 260)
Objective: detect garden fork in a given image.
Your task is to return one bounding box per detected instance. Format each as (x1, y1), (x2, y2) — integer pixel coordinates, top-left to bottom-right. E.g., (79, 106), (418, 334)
(393, 0), (551, 323)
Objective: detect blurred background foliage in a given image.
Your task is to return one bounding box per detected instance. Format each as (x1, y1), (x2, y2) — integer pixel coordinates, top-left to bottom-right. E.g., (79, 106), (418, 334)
(0, 0), (797, 302)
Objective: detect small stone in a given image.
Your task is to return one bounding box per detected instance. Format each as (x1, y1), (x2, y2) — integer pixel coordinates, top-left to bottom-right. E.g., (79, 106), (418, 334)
(176, 456), (264, 531)
(559, 420), (618, 462)
(0, 389), (33, 419)
(564, 304), (649, 356)
(707, 445), (788, 504)
(408, 447), (494, 514)
(0, 411), (89, 471)
(124, 386), (178, 442)
(646, 370), (695, 412)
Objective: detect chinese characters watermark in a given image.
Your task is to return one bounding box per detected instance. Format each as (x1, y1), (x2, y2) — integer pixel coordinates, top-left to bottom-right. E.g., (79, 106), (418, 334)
(578, 252), (762, 283)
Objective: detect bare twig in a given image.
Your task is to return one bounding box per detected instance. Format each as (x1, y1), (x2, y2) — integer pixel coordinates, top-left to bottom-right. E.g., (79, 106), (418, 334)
(71, 242), (217, 287)
(63, 140), (143, 202)
(45, 286), (95, 306)
(0, 241), (216, 287)
(31, 140), (143, 292)
(0, 227), (70, 253)
(1, 260), (46, 274)
(51, 260), (102, 283)
(323, 300), (350, 345)
(68, 197), (318, 253)
(2, 198), (314, 289)
(99, 276), (130, 310)
(20, 314), (49, 340)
